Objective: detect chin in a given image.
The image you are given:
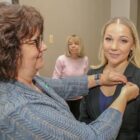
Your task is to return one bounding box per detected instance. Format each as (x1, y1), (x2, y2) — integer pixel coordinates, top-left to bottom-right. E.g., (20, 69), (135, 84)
(36, 62), (44, 70)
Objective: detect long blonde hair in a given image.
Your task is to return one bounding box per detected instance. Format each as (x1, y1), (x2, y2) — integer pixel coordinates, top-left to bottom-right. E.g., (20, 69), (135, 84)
(95, 17), (140, 68)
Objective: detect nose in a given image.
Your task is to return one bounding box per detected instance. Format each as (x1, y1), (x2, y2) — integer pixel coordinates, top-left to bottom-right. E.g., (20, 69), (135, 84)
(71, 43), (76, 47)
(111, 41), (117, 50)
(40, 41), (47, 51)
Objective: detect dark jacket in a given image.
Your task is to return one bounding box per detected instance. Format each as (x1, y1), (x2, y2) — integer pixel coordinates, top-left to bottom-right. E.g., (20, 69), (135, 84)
(79, 63), (140, 140)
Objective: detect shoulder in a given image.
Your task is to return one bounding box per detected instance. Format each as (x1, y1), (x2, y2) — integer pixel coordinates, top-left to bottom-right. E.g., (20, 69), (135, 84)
(126, 63), (140, 87)
(80, 56), (89, 63)
(133, 64), (140, 73)
(127, 63), (140, 76)
(57, 54), (66, 60)
(55, 55), (68, 63)
(127, 62), (140, 69)
(84, 56), (88, 60)
(132, 65), (140, 83)
(83, 56), (89, 62)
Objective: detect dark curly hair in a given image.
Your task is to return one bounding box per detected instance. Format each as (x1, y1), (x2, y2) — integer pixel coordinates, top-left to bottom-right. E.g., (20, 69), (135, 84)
(0, 2), (44, 81)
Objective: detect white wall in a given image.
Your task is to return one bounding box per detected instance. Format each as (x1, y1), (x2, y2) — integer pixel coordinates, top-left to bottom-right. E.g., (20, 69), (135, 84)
(111, 0), (130, 18)
(137, 0), (140, 36)
(0, 0), (12, 3)
(130, 0), (138, 26)
(111, 0), (138, 26)
(19, 0), (111, 77)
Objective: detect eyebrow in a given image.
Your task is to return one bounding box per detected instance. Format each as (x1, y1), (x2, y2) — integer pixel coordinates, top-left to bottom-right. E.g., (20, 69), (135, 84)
(105, 34), (131, 39)
(120, 36), (130, 38)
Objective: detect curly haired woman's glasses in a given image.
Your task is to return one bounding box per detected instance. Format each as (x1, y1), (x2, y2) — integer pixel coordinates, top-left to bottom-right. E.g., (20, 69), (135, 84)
(22, 35), (43, 49)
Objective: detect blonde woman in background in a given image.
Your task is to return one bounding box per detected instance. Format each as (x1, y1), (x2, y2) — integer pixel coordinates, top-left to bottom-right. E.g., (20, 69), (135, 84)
(53, 34), (89, 119)
(79, 17), (140, 140)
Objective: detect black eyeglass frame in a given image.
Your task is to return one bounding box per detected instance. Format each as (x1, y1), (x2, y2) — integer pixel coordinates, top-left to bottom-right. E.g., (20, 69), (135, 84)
(21, 35), (43, 49)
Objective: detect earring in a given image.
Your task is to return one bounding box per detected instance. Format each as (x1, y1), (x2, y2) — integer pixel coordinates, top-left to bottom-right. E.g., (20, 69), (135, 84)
(128, 49), (133, 60)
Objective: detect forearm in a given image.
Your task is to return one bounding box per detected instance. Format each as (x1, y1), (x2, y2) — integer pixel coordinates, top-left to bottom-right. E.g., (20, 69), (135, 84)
(43, 76), (89, 99)
(4, 97), (123, 140)
(88, 108), (122, 140)
(11, 107), (122, 140)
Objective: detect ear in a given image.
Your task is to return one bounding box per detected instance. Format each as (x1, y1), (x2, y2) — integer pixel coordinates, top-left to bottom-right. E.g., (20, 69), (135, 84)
(131, 43), (135, 50)
(128, 46), (134, 60)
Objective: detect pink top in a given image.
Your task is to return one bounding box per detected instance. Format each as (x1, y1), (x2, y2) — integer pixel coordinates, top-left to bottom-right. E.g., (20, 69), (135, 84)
(53, 55), (89, 78)
(52, 55), (89, 100)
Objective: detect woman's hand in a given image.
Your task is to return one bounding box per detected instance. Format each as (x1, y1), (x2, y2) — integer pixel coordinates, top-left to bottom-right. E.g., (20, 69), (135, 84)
(120, 82), (139, 102)
(110, 82), (139, 114)
(100, 70), (127, 86)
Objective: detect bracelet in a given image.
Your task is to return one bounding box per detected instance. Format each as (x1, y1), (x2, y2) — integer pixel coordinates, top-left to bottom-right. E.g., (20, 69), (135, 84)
(94, 74), (101, 86)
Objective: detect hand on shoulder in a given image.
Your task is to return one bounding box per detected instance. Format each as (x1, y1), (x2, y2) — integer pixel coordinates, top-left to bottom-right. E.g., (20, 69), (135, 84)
(120, 82), (139, 102)
(100, 70), (127, 86)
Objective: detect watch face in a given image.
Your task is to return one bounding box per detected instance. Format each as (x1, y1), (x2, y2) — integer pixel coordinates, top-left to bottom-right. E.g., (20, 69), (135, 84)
(94, 74), (101, 86)
(95, 74), (101, 80)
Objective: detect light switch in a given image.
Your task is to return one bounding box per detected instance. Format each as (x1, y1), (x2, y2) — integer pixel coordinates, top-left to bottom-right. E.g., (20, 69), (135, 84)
(49, 34), (54, 44)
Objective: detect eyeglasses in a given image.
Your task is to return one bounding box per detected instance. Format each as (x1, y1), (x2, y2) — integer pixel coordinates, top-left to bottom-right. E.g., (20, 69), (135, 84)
(22, 35), (43, 49)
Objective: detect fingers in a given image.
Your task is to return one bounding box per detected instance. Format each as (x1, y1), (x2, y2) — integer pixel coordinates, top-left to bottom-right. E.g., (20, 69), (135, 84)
(101, 71), (127, 86)
(121, 82), (139, 102)
(125, 82), (136, 86)
(109, 71), (127, 82)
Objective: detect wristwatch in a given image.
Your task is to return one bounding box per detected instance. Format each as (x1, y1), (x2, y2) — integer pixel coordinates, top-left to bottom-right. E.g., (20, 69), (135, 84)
(94, 74), (101, 86)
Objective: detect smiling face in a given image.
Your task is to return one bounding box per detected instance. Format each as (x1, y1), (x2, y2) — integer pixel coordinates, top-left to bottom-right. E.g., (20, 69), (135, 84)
(103, 23), (134, 67)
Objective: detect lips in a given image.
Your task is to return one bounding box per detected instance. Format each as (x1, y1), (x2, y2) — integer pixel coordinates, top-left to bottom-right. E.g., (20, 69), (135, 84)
(70, 49), (78, 51)
(109, 53), (120, 58)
